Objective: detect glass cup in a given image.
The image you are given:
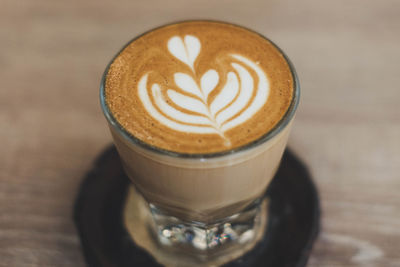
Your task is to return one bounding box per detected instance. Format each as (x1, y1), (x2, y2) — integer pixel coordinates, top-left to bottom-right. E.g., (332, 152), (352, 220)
(100, 23), (300, 265)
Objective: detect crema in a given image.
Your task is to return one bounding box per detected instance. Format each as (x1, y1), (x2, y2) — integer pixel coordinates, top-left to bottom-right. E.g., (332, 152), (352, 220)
(105, 21), (293, 153)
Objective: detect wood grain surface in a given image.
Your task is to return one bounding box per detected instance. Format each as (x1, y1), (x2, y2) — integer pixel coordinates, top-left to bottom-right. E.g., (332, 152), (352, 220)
(1, 0), (399, 266)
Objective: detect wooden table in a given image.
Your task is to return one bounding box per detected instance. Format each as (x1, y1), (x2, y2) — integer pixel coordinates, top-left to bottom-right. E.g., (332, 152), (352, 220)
(1, 0), (399, 266)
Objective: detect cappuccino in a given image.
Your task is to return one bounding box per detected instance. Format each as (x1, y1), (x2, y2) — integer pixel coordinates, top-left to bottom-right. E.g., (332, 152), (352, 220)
(105, 21), (293, 153)
(100, 21), (299, 261)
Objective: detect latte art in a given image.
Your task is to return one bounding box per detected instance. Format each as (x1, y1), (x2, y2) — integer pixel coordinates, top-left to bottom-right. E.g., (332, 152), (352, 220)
(105, 21), (294, 153)
(138, 35), (269, 145)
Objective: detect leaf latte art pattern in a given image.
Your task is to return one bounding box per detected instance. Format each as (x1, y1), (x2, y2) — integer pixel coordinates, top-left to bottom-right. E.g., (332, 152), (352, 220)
(138, 35), (270, 145)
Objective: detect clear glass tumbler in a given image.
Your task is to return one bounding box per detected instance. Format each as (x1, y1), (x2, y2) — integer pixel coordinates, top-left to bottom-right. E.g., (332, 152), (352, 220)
(100, 24), (300, 265)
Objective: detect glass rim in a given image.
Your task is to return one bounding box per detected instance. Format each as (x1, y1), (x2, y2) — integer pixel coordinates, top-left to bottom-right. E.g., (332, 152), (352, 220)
(100, 20), (300, 159)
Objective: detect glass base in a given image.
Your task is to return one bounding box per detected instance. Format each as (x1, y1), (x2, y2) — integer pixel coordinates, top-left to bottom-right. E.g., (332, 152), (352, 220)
(150, 199), (264, 258)
(124, 185), (268, 266)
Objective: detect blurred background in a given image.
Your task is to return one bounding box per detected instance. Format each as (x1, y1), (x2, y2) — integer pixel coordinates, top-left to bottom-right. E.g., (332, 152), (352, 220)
(1, 0), (399, 266)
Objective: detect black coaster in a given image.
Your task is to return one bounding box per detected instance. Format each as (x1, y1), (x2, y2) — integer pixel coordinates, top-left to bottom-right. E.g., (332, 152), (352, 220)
(74, 146), (320, 267)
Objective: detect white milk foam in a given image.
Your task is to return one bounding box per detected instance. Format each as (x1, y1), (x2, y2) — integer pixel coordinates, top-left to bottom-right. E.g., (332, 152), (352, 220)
(138, 35), (270, 140)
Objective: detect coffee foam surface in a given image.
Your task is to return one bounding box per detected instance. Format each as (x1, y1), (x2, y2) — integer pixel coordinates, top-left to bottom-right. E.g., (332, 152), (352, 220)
(105, 21), (293, 153)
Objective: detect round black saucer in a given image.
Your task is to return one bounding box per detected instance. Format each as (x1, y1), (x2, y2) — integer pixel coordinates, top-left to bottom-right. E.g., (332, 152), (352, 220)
(74, 146), (320, 267)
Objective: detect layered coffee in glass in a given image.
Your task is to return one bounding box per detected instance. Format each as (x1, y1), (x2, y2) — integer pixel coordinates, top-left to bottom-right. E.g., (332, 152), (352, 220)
(100, 21), (299, 266)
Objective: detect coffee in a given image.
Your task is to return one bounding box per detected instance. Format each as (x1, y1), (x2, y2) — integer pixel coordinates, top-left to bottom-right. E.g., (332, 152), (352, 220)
(100, 21), (299, 261)
(105, 21), (293, 153)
